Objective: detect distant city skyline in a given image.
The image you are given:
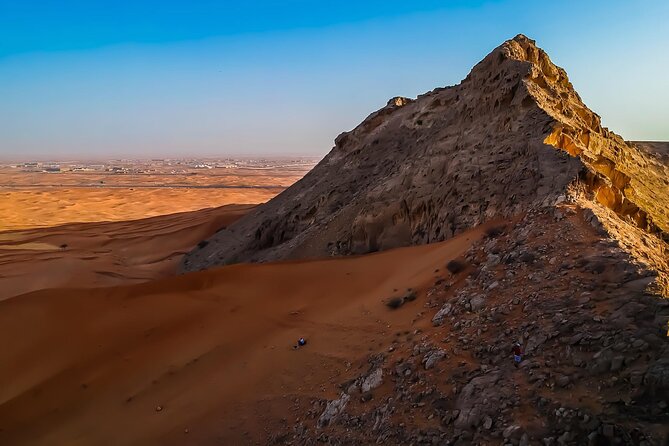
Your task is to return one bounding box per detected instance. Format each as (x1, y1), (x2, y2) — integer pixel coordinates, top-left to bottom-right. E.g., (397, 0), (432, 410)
(1, 0), (668, 159)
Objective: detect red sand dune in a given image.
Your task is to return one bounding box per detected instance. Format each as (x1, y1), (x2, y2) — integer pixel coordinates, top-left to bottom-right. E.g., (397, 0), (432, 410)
(0, 204), (254, 300)
(0, 221), (494, 445)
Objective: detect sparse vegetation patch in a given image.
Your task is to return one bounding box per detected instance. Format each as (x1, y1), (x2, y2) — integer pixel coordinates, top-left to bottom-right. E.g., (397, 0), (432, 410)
(385, 297), (404, 309)
(446, 259), (465, 274)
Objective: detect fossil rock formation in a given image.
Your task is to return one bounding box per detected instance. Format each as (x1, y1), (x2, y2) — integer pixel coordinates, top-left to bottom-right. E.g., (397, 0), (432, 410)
(182, 34), (668, 272)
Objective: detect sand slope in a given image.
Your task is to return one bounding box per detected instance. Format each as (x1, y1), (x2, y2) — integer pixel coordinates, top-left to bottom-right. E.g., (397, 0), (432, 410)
(0, 222), (491, 445)
(0, 205), (254, 300)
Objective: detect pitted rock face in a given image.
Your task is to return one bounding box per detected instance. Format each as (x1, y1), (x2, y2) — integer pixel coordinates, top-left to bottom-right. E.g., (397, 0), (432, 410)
(181, 34), (667, 272)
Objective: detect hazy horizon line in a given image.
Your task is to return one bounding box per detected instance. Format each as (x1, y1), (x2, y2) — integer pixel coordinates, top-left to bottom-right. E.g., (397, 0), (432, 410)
(4, 139), (668, 164)
(0, 152), (327, 163)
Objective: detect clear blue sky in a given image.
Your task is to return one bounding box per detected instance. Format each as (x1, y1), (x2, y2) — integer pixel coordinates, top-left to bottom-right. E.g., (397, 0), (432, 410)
(1, 0), (667, 160)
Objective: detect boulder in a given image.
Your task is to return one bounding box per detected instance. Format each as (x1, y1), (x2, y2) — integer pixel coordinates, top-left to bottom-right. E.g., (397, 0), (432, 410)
(423, 350), (447, 370)
(470, 296), (486, 312)
(361, 368), (384, 393)
(318, 393), (350, 428)
(432, 303), (453, 326)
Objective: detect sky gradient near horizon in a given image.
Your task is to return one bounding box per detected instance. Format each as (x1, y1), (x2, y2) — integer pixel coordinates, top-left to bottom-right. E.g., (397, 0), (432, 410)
(1, 0), (668, 160)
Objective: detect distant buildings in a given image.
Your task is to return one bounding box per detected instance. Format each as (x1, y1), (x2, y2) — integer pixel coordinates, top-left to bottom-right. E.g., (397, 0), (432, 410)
(12, 162), (61, 172)
(106, 166), (132, 173)
(1, 157), (318, 178)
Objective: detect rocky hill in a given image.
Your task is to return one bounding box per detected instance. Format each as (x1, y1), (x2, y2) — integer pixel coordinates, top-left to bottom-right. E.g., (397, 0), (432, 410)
(181, 34), (668, 273)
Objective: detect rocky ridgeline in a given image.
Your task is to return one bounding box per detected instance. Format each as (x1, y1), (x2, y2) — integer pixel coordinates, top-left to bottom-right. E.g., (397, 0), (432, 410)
(283, 208), (668, 445)
(182, 35), (668, 272)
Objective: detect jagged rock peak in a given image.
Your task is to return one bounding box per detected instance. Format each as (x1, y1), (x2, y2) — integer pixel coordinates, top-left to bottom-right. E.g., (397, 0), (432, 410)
(181, 35), (668, 272)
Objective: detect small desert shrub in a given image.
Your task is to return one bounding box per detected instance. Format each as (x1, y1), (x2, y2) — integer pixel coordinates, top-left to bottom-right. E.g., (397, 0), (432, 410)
(485, 225), (506, 238)
(403, 290), (417, 301)
(59, 243), (68, 250)
(269, 432), (290, 444)
(416, 119), (423, 125)
(197, 240), (209, 249)
(386, 297), (405, 309)
(519, 252), (535, 263)
(386, 290), (417, 309)
(446, 259), (466, 274)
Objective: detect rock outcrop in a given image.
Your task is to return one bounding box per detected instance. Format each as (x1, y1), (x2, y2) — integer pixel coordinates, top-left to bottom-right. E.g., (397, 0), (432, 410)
(182, 34), (668, 272)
